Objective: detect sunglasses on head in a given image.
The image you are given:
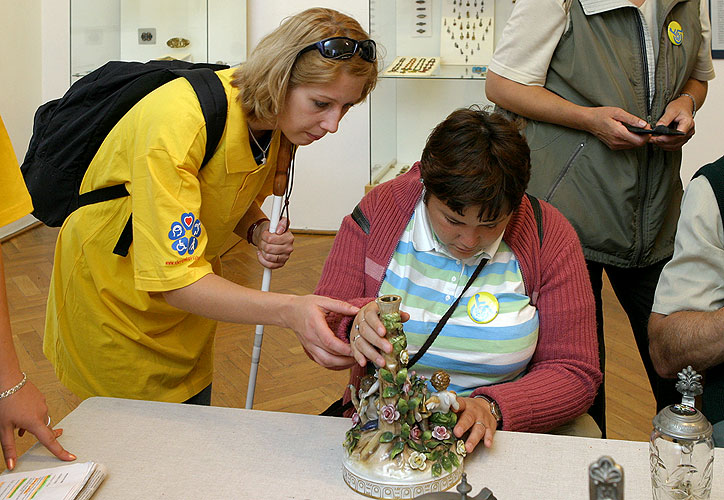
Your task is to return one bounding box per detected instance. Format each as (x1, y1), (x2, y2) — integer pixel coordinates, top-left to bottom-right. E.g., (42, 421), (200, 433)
(297, 36), (376, 63)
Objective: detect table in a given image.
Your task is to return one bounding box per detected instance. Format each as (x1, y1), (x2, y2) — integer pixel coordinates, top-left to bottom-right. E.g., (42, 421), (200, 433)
(7, 397), (724, 499)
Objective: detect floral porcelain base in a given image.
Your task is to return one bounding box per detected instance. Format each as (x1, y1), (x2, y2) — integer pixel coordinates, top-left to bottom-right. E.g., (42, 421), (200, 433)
(343, 453), (463, 499)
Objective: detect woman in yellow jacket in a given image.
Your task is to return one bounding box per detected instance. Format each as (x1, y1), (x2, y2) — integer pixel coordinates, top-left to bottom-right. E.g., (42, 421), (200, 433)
(0, 114), (75, 470)
(43, 8), (378, 404)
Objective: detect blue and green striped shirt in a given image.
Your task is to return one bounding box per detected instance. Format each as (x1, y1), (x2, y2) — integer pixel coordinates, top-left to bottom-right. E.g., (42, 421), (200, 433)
(379, 199), (539, 396)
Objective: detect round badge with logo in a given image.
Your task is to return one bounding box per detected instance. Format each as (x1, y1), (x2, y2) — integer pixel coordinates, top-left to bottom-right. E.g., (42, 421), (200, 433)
(467, 292), (499, 324)
(668, 21), (683, 46)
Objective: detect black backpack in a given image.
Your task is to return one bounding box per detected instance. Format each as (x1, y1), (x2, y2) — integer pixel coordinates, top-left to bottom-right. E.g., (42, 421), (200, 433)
(20, 59), (228, 254)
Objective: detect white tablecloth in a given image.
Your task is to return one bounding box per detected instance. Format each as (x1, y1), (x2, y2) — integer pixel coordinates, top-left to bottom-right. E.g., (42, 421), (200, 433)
(7, 397), (724, 499)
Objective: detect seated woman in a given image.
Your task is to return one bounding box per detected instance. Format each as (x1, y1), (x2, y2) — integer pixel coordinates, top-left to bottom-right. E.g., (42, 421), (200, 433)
(315, 108), (602, 453)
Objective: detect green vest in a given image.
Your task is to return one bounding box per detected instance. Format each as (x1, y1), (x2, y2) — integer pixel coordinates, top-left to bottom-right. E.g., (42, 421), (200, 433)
(524, 0), (701, 267)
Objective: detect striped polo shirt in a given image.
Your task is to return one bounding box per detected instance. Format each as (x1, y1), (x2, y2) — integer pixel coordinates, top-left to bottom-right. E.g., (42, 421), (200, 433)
(378, 197), (539, 396)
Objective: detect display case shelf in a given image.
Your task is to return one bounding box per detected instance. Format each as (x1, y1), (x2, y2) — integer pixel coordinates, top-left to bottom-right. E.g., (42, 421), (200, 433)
(368, 0), (514, 188)
(70, 0), (247, 84)
(380, 64), (487, 80)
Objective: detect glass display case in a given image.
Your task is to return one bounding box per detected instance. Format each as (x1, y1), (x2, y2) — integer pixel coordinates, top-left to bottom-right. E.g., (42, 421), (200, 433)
(368, 0), (515, 188)
(70, 0), (247, 83)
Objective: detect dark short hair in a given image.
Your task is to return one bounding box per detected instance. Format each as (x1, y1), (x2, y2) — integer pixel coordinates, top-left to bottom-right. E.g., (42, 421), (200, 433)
(419, 107), (530, 221)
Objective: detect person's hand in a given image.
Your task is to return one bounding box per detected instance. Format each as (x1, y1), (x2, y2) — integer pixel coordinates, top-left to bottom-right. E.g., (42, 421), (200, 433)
(349, 301), (410, 368)
(255, 217), (294, 269)
(284, 295), (360, 370)
(585, 106), (651, 151)
(649, 96), (696, 151)
(453, 397), (497, 453)
(0, 377), (75, 470)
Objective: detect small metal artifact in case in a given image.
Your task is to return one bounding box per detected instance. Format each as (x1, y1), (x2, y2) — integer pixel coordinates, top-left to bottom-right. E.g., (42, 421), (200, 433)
(166, 37), (190, 48)
(649, 366), (714, 500)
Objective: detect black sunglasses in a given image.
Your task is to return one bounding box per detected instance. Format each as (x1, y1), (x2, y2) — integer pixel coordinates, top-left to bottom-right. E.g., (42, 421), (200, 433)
(297, 36), (376, 63)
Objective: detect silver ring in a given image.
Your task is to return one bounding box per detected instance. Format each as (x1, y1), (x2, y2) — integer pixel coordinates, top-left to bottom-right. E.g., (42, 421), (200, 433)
(352, 333), (361, 343)
(354, 323), (360, 331)
(47, 416), (51, 427)
(474, 421), (485, 427)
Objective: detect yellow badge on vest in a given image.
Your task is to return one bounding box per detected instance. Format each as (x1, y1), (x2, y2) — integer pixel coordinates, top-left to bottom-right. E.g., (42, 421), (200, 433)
(467, 292), (499, 324)
(668, 21), (683, 46)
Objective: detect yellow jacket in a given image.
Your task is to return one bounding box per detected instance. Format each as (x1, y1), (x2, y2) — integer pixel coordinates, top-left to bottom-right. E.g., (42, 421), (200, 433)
(44, 68), (279, 401)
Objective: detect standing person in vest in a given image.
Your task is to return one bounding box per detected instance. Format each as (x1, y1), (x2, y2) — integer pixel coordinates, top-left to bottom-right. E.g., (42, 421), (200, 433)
(0, 114), (75, 470)
(316, 108), (601, 453)
(485, 0), (716, 436)
(43, 8), (378, 404)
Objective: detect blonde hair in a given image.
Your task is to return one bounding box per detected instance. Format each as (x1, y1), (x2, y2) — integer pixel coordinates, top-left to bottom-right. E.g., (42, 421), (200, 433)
(233, 8), (378, 124)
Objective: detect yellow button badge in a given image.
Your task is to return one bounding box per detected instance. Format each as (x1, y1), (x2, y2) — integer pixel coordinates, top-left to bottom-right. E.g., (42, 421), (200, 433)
(668, 21), (683, 46)
(467, 292), (499, 324)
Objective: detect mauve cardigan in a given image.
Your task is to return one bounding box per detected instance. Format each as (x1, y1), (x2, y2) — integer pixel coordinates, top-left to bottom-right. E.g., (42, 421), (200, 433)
(315, 164), (601, 432)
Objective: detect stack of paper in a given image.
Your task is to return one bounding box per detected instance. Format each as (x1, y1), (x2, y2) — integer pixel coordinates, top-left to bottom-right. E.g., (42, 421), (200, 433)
(0, 462), (106, 500)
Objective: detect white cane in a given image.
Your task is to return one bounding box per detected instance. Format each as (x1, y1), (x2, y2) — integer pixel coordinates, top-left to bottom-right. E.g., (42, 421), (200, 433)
(246, 134), (294, 409)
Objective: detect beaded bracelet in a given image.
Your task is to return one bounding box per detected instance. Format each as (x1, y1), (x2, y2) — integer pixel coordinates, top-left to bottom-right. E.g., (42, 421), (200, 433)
(246, 218), (270, 246)
(0, 372), (27, 400)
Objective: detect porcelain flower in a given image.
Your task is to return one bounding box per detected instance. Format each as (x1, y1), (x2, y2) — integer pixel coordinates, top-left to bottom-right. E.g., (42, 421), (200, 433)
(351, 412), (360, 426)
(408, 451), (427, 470)
(456, 439), (467, 457)
(432, 425), (450, 440)
(399, 349), (409, 365)
(402, 379), (411, 395)
(410, 425), (422, 441)
(381, 403), (400, 424)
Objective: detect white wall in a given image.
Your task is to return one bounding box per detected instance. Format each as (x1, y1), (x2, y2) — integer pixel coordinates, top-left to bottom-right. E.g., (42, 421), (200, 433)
(0, 0), (44, 236)
(681, 59), (724, 183)
(0, 1), (42, 165)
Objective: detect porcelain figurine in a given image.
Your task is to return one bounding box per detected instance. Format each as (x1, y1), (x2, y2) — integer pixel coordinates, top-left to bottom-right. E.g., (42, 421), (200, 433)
(343, 295), (465, 499)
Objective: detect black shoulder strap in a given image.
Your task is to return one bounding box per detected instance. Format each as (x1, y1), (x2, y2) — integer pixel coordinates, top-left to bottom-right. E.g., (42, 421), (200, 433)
(408, 256), (489, 367)
(527, 193), (544, 249)
(693, 157), (724, 231)
(351, 203), (371, 235)
(174, 68), (228, 167)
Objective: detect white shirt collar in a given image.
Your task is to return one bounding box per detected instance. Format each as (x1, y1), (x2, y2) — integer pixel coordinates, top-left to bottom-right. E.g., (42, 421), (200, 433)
(410, 192), (504, 264)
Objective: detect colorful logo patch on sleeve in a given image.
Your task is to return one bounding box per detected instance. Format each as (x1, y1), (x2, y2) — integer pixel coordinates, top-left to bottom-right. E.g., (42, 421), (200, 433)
(169, 213), (202, 256)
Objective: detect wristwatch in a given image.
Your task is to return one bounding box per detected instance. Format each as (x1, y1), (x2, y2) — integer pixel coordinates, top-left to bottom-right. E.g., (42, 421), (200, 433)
(475, 394), (502, 429)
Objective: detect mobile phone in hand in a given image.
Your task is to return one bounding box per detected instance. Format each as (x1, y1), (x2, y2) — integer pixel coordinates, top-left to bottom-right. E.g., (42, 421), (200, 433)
(624, 124), (685, 136)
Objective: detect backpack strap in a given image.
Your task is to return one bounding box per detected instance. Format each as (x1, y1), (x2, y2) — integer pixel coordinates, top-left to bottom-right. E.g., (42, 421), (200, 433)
(173, 68), (228, 167)
(351, 203), (371, 235)
(526, 193), (544, 248)
(692, 157), (724, 232)
(112, 69), (228, 257)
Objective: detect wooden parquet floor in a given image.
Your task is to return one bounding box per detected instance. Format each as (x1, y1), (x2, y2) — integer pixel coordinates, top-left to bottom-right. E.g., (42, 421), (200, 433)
(2, 224), (656, 469)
